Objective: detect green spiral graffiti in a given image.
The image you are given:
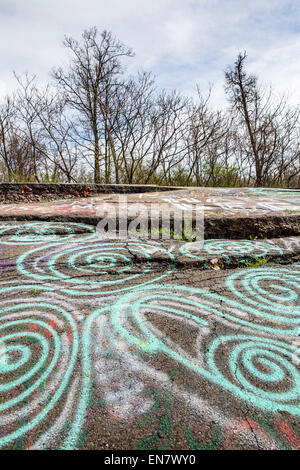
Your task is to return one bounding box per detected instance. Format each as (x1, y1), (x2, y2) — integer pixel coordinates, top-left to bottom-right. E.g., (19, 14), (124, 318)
(0, 286), (79, 448)
(107, 284), (300, 415)
(17, 242), (176, 295)
(112, 282), (300, 337)
(206, 335), (300, 411)
(226, 266), (300, 323)
(2, 224), (300, 448)
(0, 222), (96, 245)
(180, 239), (283, 261)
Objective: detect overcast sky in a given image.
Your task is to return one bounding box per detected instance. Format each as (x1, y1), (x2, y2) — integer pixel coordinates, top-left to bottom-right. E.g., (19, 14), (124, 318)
(0, 0), (299, 107)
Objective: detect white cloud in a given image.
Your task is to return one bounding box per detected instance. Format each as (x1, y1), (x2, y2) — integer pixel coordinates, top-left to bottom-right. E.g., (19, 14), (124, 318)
(0, 80), (7, 99)
(0, 0), (299, 107)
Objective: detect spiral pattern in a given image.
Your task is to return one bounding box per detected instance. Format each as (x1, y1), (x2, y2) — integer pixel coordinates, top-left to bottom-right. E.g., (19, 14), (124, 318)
(110, 280), (300, 339)
(110, 284), (211, 354)
(226, 266), (300, 325)
(180, 239), (283, 260)
(0, 222), (96, 245)
(0, 286), (80, 448)
(17, 242), (175, 296)
(108, 285), (300, 415)
(206, 335), (300, 414)
(1, 215), (300, 447)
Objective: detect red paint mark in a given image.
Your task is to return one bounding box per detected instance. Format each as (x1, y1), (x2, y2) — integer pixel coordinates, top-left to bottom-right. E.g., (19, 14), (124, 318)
(67, 324), (73, 345)
(224, 418), (277, 449)
(84, 185), (91, 197)
(29, 323), (39, 332)
(45, 319), (57, 340)
(21, 184), (32, 193)
(275, 418), (300, 450)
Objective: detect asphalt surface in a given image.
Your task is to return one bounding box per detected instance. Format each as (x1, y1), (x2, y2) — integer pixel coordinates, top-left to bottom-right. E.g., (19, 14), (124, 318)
(1, 187), (300, 239)
(0, 218), (300, 450)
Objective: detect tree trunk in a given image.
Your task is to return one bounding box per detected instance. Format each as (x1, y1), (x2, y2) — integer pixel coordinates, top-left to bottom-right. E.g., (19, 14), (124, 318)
(94, 138), (101, 183)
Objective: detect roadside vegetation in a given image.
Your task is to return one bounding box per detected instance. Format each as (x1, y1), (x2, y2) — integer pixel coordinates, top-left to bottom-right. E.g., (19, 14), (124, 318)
(240, 256), (273, 268)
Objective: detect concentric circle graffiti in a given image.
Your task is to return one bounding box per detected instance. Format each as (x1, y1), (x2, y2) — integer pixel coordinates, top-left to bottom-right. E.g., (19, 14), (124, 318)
(226, 266), (300, 324)
(107, 284), (300, 415)
(1, 219), (300, 449)
(107, 277), (300, 336)
(180, 239), (283, 260)
(17, 242), (176, 295)
(0, 222), (96, 245)
(206, 335), (300, 414)
(0, 286), (81, 449)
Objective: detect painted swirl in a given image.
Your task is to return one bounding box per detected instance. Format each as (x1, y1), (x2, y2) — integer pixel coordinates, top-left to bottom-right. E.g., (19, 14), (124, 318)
(180, 239), (283, 260)
(0, 222), (96, 245)
(226, 266), (300, 325)
(206, 335), (300, 415)
(108, 284), (300, 415)
(16, 242), (175, 296)
(0, 286), (80, 449)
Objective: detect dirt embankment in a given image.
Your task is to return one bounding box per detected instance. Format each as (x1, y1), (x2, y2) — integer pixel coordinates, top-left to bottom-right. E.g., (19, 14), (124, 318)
(0, 183), (181, 204)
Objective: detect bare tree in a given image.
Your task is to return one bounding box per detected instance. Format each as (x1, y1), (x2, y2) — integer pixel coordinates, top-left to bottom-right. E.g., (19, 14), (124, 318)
(1, 30), (299, 189)
(183, 87), (228, 186)
(14, 73), (81, 182)
(52, 27), (134, 183)
(0, 90), (44, 182)
(225, 52), (300, 186)
(108, 75), (190, 184)
(0, 96), (15, 180)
